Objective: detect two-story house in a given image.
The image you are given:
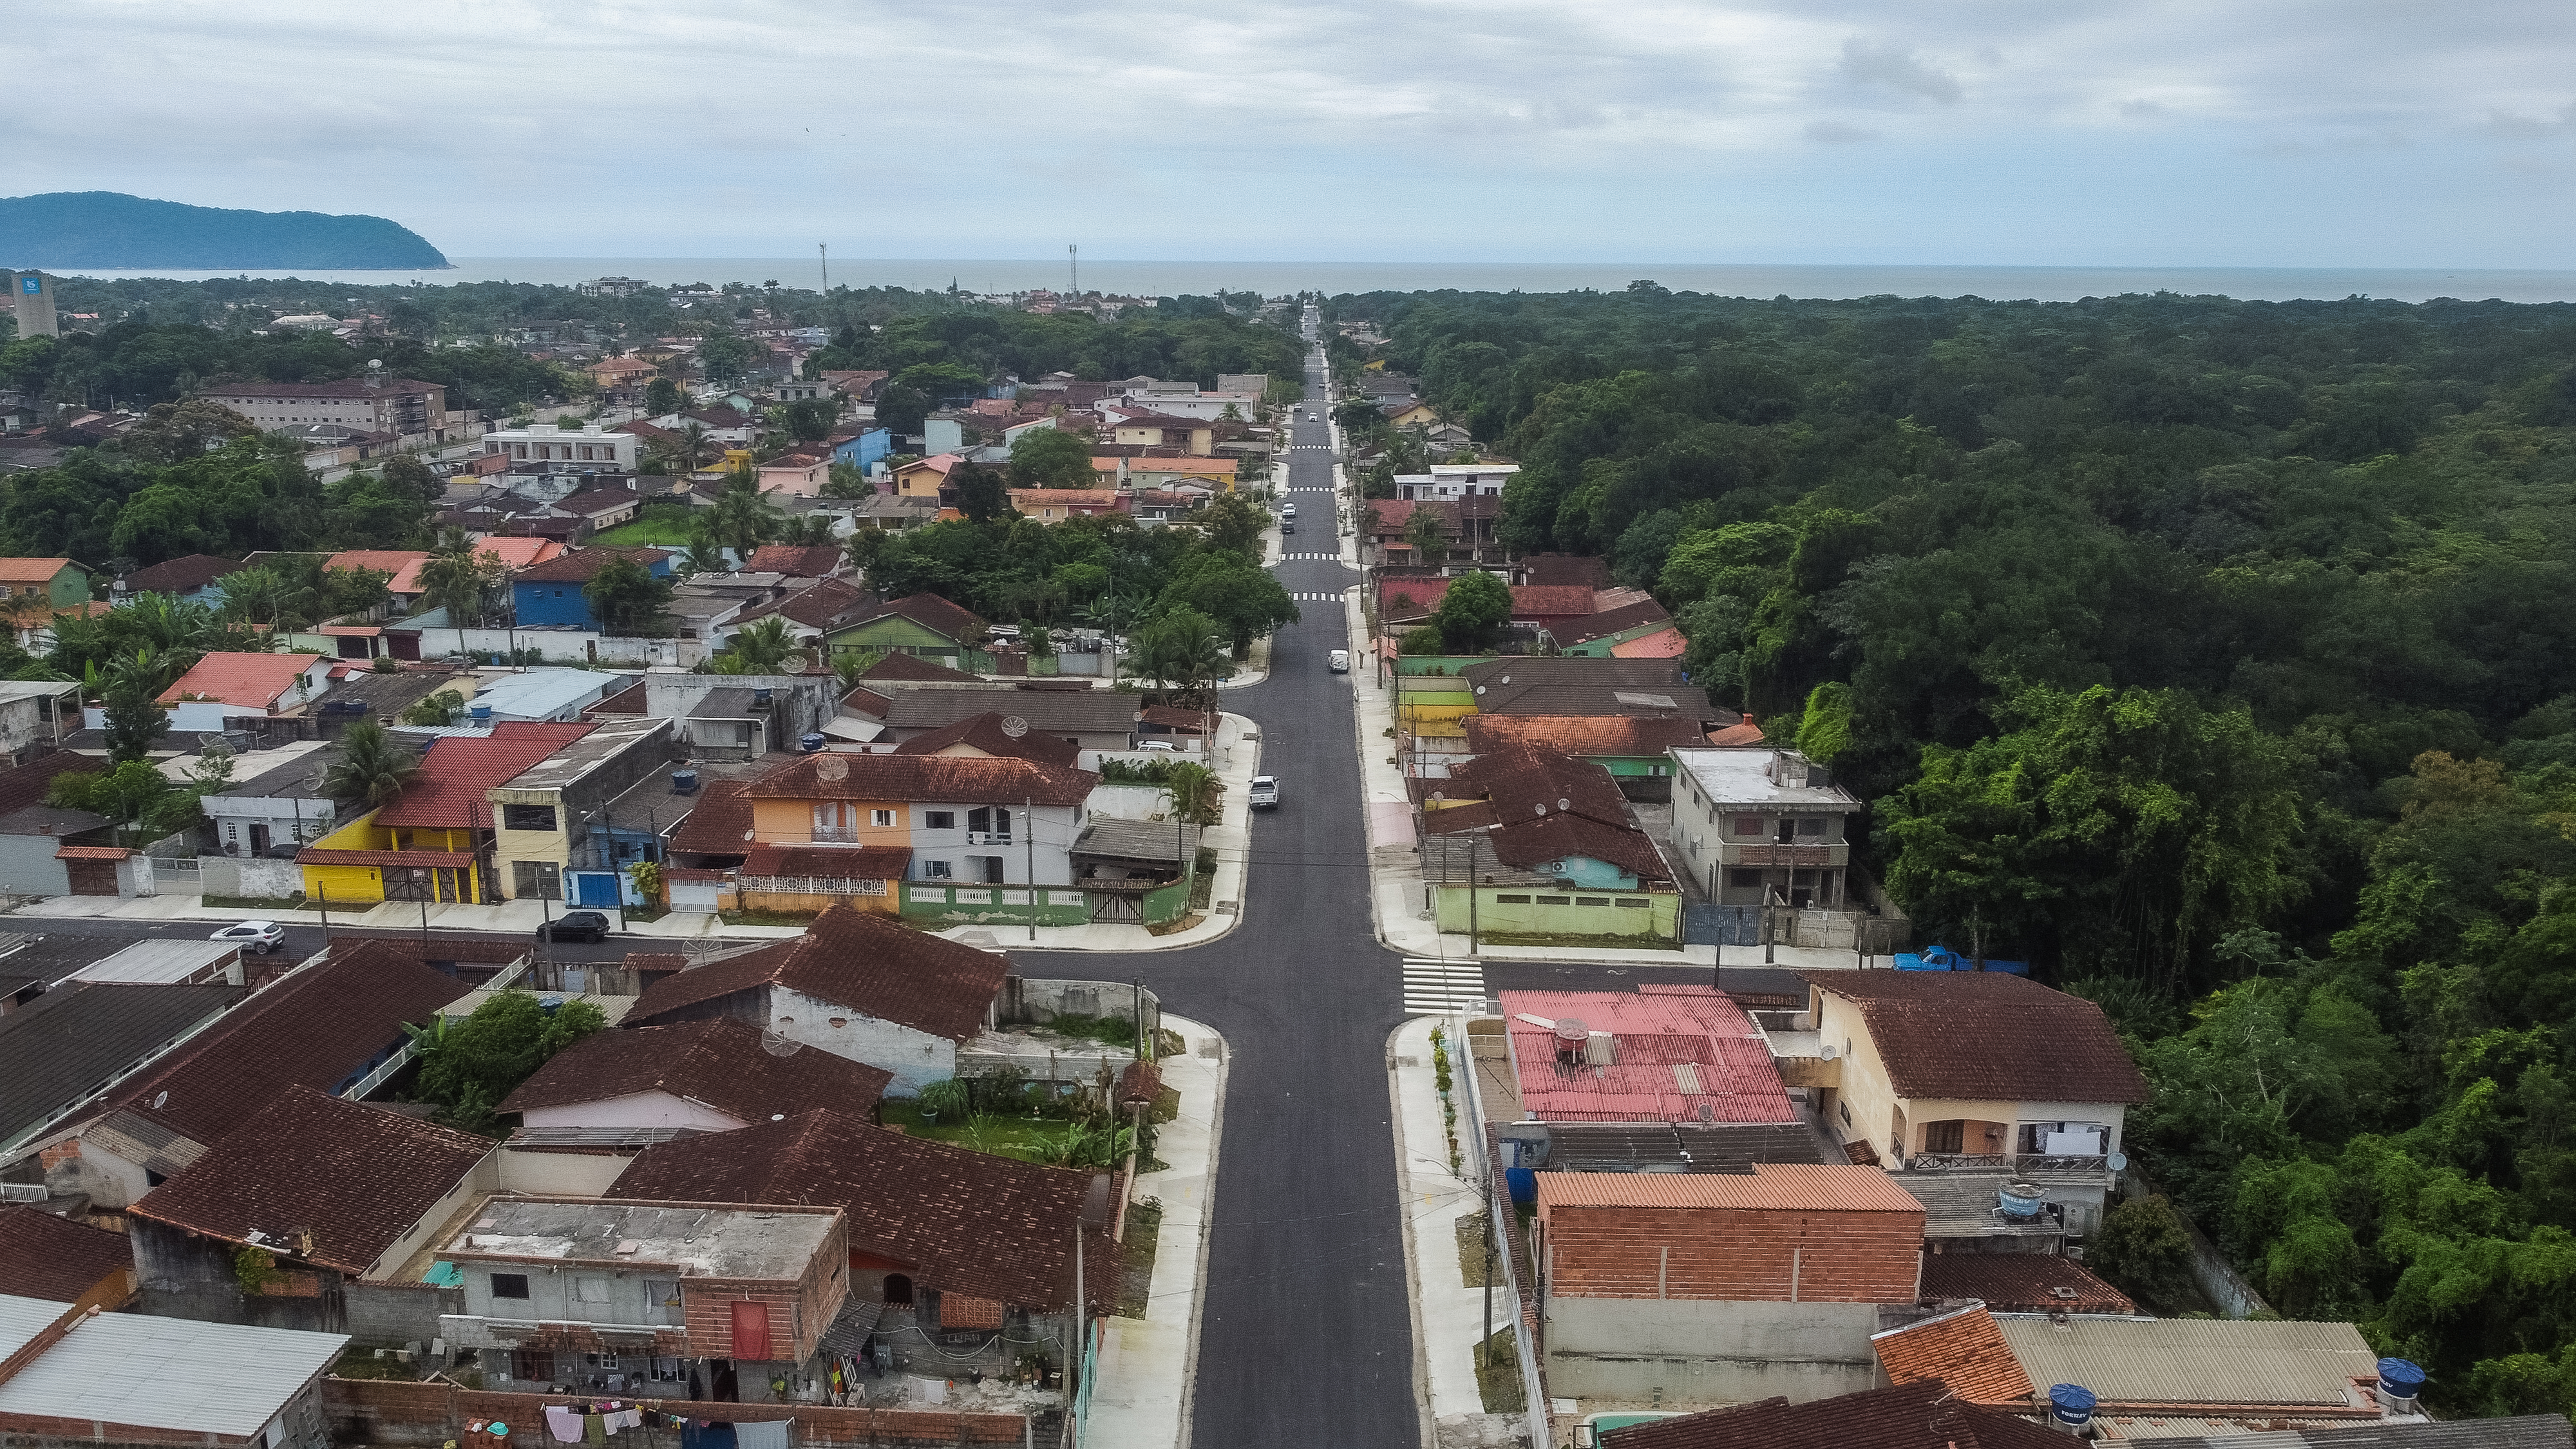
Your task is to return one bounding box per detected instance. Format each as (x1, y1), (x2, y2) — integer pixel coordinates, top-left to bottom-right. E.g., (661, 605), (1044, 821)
(510, 547), (676, 629)
(1668, 748), (1860, 910)
(1788, 970), (2149, 1238)
(739, 747), (1096, 890)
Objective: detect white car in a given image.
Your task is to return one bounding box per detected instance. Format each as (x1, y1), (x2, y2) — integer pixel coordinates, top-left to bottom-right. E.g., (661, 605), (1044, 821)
(1329, 649), (1350, 673)
(211, 920), (287, 955)
(1281, 502), (1298, 518)
(1137, 739), (1179, 752)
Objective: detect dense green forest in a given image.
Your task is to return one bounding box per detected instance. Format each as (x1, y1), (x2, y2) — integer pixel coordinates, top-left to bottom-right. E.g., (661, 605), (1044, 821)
(802, 307), (1303, 393)
(1336, 283), (2576, 1414)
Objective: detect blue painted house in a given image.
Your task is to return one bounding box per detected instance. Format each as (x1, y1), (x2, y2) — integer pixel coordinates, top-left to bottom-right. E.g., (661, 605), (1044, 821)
(832, 428), (892, 474)
(511, 547), (675, 629)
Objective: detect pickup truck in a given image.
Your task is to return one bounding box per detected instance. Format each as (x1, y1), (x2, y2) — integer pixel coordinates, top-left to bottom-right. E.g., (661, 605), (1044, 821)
(1248, 775), (1280, 810)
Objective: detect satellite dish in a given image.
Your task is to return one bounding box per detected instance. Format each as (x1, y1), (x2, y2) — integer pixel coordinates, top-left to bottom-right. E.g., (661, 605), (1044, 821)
(2107, 1152), (2128, 1171)
(783, 655), (811, 674)
(814, 755), (850, 781)
(1558, 797), (1571, 811)
(153, 1090), (168, 1109)
(1000, 715), (1030, 738)
(1534, 803), (1547, 815)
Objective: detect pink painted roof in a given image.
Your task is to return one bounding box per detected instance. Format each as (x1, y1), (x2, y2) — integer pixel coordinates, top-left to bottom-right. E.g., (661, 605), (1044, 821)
(1611, 626), (1687, 659)
(1499, 984), (1795, 1125)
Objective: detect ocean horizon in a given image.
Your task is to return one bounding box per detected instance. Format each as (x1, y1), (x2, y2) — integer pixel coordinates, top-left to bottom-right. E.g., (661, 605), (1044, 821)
(49, 257), (2576, 304)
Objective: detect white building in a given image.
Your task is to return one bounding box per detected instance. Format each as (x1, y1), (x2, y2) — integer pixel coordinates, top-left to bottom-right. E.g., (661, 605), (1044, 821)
(1395, 462), (1520, 501)
(479, 422), (639, 470)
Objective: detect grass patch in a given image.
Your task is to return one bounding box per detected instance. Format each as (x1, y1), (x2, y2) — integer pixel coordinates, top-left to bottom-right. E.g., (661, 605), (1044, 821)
(1040, 1012), (1143, 1051)
(880, 1101), (1138, 1168)
(1152, 1084), (1180, 1124)
(591, 503), (701, 547)
(1188, 846), (1218, 911)
(1473, 1328), (1524, 1413)
(1115, 1198), (1162, 1318)
(204, 894), (307, 912)
(1455, 1212), (1500, 1288)
(1478, 930), (1683, 951)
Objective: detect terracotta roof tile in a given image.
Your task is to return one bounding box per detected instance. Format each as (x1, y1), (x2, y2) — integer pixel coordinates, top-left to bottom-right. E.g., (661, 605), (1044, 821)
(667, 779), (755, 860)
(0, 558), (73, 584)
(1808, 972), (2150, 1105)
(1535, 1162), (1926, 1212)
(155, 652), (318, 708)
(0, 1204), (134, 1300)
(626, 902), (1009, 1042)
(371, 722), (595, 828)
(891, 711), (1081, 768)
(1613, 625), (1688, 659)
(856, 653), (979, 684)
(128, 1086), (490, 1275)
(1610, 1381), (2069, 1449)
(498, 1017), (890, 1121)
(1466, 715), (1710, 759)
(1872, 1304), (2036, 1407)
(1920, 1252), (2136, 1315)
(611, 1108), (1115, 1312)
(1558, 597), (1672, 643)
(744, 750), (1095, 808)
(745, 544), (844, 577)
(1498, 986), (1795, 1125)
(323, 549), (431, 578)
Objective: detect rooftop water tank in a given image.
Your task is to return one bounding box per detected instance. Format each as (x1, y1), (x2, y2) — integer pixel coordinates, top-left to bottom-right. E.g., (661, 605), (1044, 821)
(753, 687), (774, 705)
(1999, 1182), (2046, 1218)
(799, 733), (826, 753)
(2046, 1384), (2095, 1428)
(470, 704), (492, 723)
(671, 769), (699, 795)
(2376, 1358), (2426, 1410)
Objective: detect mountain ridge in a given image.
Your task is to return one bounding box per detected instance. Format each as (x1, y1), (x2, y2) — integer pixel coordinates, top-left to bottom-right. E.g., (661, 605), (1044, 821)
(0, 191), (447, 270)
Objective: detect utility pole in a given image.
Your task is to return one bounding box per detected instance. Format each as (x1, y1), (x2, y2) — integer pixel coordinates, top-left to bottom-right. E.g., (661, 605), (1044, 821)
(1465, 831), (1479, 951)
(1068, 243), (1077, 298)
(1025, 795), (1037, 943)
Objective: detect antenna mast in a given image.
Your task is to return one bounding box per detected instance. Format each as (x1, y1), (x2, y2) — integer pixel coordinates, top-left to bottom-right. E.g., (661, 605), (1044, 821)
(820, 243), (828, 291)
(1069, 243), (1078, 298)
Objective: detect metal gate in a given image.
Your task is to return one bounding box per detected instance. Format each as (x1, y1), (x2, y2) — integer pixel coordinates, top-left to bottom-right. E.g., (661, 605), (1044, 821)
(1090, 893), (1143, 923)
(1683, 902), (1760, 946)
(570, 871), (622, 908)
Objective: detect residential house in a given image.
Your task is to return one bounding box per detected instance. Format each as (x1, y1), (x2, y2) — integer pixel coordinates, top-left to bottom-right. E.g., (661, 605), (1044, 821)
(1101, 410), (1216, 454)
(112, 553), (241, 604)
(127, 1086), (493, 1333)
(545, 485), (645, 537)
(26, 939), (483, 1209)
(0, 752), (111, 898)
(429, 1196), (848, 1396)
(890, 453), (963, 505)
(1533, 1163), (1927, 1403)
(1788, 971), (2148, 1238)
(0, 1289), (347, 1449)
(1420, 745), (1680, 937)
(1107, 455), (1236, 492)
(469, 667), (626, 724)
(485, 714), (676, 902)
(721, 577), (874, 654)
(823, 592), (986, 666)
(198, 376), (462, 445)
(1667, 748), (1861, 909)
(609, 1107), (1116, 1379)
(200, 736), (421, 862)
(1495, 986), (1797, 1126)
(830, 425), (892, 473)
(621, 902), (1010, 1093)
(1381, 399), (1441, 429)
(1551, 595), (1677, 655)
(510, 547), (676, 629)
(0, 1204), (136, 1301)
(0, 981), (247, 1157)
(0, 558), (87, 610)
(741, 747), (1095, 896)
(0, 680), (78, 764)
(496, 1017), (892, 1139)
(479, 422), (639, 472)
(1065, 819), (1201, 925)
(1393, 461), (1517, 501)
(1601, 1381), (2074, 1449)
(743, 544), (848, 583)
(1007, 488), (1124, 522)
(1361, 496), (1515, 573)
(855, 653), (979, 685)
(152, 652), (336, 733)
(641, 674), (843, 759)
(1917, 1253), (2134, 1315)
(844, 681), (1139, 754)
(298, 722), (594, 905)
(758, 450), (831, 496)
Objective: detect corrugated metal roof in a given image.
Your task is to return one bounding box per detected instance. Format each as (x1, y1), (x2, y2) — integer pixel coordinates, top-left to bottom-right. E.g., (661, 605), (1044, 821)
(0, 1290), (347, 1437)
(1993, 1315), (2378, 1408)
(1534, 1162), (1929, 1212)
(69, 938), (237, 984)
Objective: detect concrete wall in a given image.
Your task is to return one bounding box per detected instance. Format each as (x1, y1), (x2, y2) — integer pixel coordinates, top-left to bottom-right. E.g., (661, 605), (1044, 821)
(1541, 1296), (1883, 1404)
(198, 854), (308, 900)
(0, 832), (72, 897)
(345, 1280), (458, 1347)
(492, 1146), (634, 1198)
(131, 1215), (343, 1333)
(401, 624), (702, 668)
(646, 673), (841, 743)
(1085, 785), (1173, 820)
(775, 984), (957, 1095)
(323, 1379), (1030, 1449)
(1435, 886), (1677, 939)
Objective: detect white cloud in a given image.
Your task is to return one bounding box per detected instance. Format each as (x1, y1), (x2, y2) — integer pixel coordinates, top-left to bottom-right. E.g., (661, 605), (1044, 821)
(1839, 38), (1964, 104)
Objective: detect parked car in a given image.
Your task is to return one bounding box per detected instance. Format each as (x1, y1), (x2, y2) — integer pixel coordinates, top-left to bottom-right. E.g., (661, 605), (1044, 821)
(1328, 649), (1350, 673)
(1137, 739), (1179, 752)
(1281, 520), (1294, 535)
(1281, 502), (1297, 517)
(539, 909), (613, 943)
(209, 920), (286, 955)
(1249, 775), (1280, 809)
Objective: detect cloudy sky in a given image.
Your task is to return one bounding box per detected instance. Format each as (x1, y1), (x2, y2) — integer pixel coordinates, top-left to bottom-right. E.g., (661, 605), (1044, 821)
(7, 0), (2573, 265)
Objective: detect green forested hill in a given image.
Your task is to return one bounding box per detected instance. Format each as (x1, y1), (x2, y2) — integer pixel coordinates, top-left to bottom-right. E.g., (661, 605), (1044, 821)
(1339, 284), (2576, 1413)
(0, 191), (447, 269)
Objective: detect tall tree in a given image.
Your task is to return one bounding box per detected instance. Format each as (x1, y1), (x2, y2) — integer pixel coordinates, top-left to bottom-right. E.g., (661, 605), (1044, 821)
(322, 719), (420, 808)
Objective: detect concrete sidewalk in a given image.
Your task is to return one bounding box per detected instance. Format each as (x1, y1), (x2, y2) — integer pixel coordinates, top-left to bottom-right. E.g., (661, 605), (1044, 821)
(1083, 1014), (1227, 1449)
(1389, 1015), (1521, 1448)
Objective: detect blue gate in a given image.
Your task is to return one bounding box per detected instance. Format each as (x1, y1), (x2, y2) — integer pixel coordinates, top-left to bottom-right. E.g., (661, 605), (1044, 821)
(1682, 902), (1760, 946)
(569, 871), (622, 908)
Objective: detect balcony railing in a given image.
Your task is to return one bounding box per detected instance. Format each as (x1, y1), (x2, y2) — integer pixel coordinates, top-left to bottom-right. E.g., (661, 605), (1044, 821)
(966, 831), (1012, 845)
(810, 826), (863, 843)
(1906, 1152), (2111, 1176)
(1719, 842), (1846, 868)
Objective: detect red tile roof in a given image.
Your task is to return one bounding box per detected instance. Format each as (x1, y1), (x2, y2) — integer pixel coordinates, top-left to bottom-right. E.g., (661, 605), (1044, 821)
(1808, 971), (2151, 1106)
(103, 939), (473, 1148)
(1609, 1381), (2068, 1449)
(1919, 1252), (2136, 1315)
(1707, 722), (1766, 746)
(744, 750), (1096, 808)
(1613, 625), (1688, 659)
(324, 549), (431, 579)
(498, 1017), (891, 1121)
(891, 711), (1081, 769)
(610, 1108), (1115, 1312)
(1872, 1304), (2035, 1407)
(1498, 985), (1796, 1124)
(0, 1204), (134, 1300)
(155, 651), (318, 708)
(1465, 715), (1711, 759)
(739, 844), (914, 881)
(625, 902), (1009, 1042)
(856, 653), (979, 684)
(128, 1086), (491, 1275)
(370, 721), (595, 828)
(667, 779), (755, 859)
(745, 544), (844, 577)
(0, 753), (100, 817)
(514, 546), (673, 584)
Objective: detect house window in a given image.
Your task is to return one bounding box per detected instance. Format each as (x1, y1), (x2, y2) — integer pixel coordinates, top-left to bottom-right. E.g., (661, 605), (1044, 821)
(924, 860), (953, 879)
(574, 1275), (613, 1303)
(492, 1273), (530, 1299)
(503, 804), (557, 831)
(1924, 1121), (1966, 1154)
(1729, 869), (1762, 887)
(924, 811), (956, 831)
(871, 809), (896, 828)
(1798, 816), (1826, 837)
(1733, 815), (1764, 837)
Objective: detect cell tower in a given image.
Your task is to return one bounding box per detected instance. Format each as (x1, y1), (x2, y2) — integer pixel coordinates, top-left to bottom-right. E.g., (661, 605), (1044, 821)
(820, 243), (828, 291)
(1069, 243), (1078, 298)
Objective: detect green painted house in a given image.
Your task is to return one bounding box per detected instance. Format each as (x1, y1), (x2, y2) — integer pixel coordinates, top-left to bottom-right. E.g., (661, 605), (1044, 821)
(823, 592), (987, 663)
(0, 558), (91, 610)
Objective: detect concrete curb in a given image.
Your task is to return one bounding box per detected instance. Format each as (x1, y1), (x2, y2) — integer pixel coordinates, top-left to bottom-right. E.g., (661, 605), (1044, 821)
(1391, 1018), (1442, 1449)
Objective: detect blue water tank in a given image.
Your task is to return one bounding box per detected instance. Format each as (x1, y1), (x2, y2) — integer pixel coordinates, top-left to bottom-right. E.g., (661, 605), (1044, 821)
(2047, 1384), (2096, 1426)
(800, 733), (826, 753)
(470, 704), (492, 723)
(1999, 1182), (2046, 1218)
(1505, 1167), (1537, 1204)
(2377, 1358), (2427, 1403)
(671, 769), (700, 795)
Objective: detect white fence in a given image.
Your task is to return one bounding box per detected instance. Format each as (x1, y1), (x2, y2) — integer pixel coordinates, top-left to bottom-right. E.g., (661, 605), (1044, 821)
(401, 626), (706, 668)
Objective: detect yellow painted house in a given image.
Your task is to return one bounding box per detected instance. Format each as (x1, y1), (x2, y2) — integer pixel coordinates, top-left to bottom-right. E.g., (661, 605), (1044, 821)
(1382, 401), (1440, 428)
(296, 722), (595, 905)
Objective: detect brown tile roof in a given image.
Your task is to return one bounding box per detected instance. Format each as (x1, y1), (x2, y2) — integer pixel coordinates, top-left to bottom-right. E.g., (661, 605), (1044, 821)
(553, 487), (640, 517)
(1439, 744), (1632, 829)
(1465, 714), (1711, 759)
(0, 752), (100, 817)
(586, 677), (647, 716)
(744, 750), (1096, 808)
(610, 1107), (1114, 1312)
(1135, 705), (1209, 733)
(513, 546), (673, 583)
(497, 1017), (890, 1121)
(625, 902), (1009, 1042)
(105, 938), (477, 1147)
(1807, 972), (2150, 1105)
(857, 652), (979, 684)
(741, 577), (874, 633)
(891, 711), (1081, 768)
(128, 1086), (490, 1275)
(667, 778), (754, 859)
(738, 844), (913, 881)
(1610, 1381), (2069, 1449)
(847, 592), (984, 642)
(1872, 1304), (2036, 1407)
(0, 1204), (134, 1300)
(1558, 597), (1672, 643)
(1481, 808), (1672, 883)
(745, 544), (844, 577)
(371, 722), (596, 829)
(1920, 1252), (2136, 1315)
(122, 553), (243, 594)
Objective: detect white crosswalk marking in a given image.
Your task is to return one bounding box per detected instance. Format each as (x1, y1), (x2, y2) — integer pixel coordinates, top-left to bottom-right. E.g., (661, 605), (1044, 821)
(1288, 591), (1346, 601)
(1402, 958), (1492, 1015)
(1276, 552), (1347, 560)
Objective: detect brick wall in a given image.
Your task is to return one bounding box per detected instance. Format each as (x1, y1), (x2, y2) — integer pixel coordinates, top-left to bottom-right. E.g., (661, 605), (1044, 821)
(679, 1279), (811, 1361)
(323, 1379), (1028, 1447)
(1544, 1204), (1922, 1303)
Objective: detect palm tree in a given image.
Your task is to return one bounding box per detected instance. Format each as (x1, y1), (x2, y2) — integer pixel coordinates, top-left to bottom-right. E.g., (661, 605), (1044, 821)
(681, 521), (729, 577)
(726, 615), (798, 674)
(711, 466), (779, 561)
(322, 720), (422, 808)
(415, 529), (497, 626)
(1163, 760), (1221, 825)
